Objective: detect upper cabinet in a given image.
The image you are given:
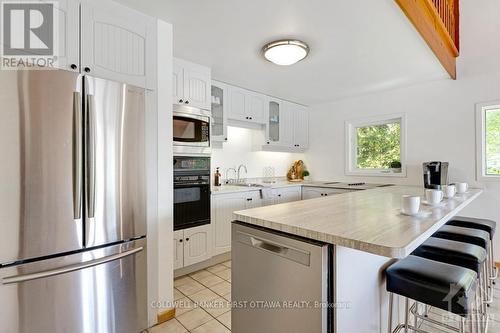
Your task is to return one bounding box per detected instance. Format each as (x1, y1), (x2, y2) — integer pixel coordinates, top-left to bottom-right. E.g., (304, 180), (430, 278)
(52, 0), (80, 72)
(81, 0), (156, 89)
(211, 81), (229, 143)
(173, 58), (211, 110)
(228, 86), (266, 124)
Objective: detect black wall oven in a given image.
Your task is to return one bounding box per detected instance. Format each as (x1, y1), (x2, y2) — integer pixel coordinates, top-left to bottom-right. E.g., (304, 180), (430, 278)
(174, 156), (211, 231)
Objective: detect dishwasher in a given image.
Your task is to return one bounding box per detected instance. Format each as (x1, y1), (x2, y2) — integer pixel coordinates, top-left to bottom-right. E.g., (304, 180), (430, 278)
(232, 221), (334, 333)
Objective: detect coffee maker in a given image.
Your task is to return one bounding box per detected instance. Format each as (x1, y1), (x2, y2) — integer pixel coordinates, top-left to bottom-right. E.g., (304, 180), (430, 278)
(423, 161), (449, 189)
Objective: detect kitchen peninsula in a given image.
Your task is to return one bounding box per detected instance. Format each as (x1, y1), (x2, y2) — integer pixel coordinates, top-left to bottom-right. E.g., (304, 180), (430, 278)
(231, 185), (482, 333)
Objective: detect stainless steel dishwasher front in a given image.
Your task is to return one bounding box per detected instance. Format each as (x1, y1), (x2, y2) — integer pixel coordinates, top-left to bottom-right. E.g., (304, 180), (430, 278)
(232, 221), (334, 333)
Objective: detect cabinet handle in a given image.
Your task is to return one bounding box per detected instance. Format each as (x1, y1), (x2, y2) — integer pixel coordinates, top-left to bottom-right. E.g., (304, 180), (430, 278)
(179, 239), (183, 243)
(278, 194), (281, 197)
(179, 99), (183, 103)
(267, 141), (270, 144)
(225, 138), (228, 141)
(247, 198), (253, 201)
(185, 100), (189, 104)
(325, 194), (328, 196)
(249, 117), (253, 120)
(185, 238), (190, 241)
(70, 64), (77, 70)
(84, 67), (91, 73)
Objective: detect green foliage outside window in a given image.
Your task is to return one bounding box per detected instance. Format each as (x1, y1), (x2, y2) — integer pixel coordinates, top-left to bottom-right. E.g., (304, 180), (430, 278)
(356, 122), (401, 169)
(485, 109), (500, 175)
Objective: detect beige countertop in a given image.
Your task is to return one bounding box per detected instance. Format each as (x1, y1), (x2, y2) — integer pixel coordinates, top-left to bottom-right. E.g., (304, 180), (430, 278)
(233, 185), (482, 258)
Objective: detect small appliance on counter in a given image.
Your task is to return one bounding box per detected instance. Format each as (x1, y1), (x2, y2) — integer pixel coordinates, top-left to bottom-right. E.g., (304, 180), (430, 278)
(174, 156), (211, 230)
(423, 161), (449, 189)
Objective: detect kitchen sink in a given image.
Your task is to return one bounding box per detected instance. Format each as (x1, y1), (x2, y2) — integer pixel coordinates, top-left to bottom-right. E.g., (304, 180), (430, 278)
(227, 183), (264, 188)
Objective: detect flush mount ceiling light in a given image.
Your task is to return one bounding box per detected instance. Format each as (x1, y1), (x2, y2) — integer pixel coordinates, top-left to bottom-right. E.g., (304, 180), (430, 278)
(262, 40), (309, 66)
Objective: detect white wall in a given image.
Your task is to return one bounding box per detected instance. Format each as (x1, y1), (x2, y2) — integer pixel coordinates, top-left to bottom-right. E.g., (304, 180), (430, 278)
(306, 0), (500, 260)
(211, 126), (306, 179)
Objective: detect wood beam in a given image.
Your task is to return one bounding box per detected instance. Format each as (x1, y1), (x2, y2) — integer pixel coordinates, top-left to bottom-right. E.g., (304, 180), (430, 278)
(395, 0), (458, 79)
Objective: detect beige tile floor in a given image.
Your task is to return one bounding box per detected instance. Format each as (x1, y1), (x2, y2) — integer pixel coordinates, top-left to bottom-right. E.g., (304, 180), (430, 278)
(150, 261), (500, 333)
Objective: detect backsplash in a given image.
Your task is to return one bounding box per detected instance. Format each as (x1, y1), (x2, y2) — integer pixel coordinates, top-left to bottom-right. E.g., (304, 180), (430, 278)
(211, 126), (305, 179)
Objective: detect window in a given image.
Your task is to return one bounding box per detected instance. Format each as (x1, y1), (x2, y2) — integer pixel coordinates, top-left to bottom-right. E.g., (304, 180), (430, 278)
(476, 101), (500, 180)
(345, 114), (406, 177)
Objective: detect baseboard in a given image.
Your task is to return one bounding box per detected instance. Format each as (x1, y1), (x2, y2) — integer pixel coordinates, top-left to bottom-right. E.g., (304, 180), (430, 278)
(156, 308), (175, 325)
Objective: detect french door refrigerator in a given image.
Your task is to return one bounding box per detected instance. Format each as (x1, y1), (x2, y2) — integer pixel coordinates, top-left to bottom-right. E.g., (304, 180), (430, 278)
(0, 69), (147, 333)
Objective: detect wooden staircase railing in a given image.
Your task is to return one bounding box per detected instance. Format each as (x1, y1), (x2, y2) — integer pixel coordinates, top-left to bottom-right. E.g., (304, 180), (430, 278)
(396, 0), (460, 79)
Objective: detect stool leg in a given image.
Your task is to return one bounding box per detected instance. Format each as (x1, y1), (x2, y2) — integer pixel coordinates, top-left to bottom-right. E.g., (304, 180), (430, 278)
(388, 292), (393, 333)
(413, 301), (419, 330)
(404, 298), (409, 333)
(490, 239), (498, 281)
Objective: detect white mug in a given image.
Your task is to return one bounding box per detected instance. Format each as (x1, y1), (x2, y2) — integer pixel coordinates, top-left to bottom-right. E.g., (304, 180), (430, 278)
(442, 185), (456, 198)
(425, 189), (444, 205)
(401, 195), (421, 215)
(455, 182), (469, 194)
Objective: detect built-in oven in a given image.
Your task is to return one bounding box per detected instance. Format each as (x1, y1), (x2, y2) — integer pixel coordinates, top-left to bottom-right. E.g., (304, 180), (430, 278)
(173, 156), (211, 231)
(173, 104), (211, 155)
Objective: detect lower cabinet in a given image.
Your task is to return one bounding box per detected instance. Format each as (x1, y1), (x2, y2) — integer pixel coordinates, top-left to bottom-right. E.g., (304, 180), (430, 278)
(276, 186), (302, 204)
(302, 186), (354, 200)
(174, 224), (212, 270)
(212, 191), (261, 255)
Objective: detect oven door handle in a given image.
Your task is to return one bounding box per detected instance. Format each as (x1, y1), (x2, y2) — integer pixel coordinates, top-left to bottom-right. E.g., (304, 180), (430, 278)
(174, 183), (210, 187)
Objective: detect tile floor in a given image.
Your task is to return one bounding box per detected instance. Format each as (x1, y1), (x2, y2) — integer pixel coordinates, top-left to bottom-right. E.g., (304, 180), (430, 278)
(149, 261), (500, 333)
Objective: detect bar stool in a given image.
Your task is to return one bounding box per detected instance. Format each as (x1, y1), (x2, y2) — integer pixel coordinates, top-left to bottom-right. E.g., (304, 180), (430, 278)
(412, 237), (488, 332)
(447, 217), (497, 282)
(386, 255), (477, 333)
(433, 225), (493, 305)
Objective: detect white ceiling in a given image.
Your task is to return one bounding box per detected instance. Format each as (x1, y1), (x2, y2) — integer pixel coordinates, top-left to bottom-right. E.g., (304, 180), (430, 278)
(116, 0), (448, 105)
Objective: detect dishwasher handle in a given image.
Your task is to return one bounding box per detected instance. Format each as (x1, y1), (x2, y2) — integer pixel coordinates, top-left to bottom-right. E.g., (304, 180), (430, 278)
(236, 231), (311, 266)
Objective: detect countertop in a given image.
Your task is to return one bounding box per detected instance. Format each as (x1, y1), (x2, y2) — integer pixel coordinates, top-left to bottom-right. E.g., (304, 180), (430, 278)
(211, 179), (390, 195)
(233, 185), (482, 258)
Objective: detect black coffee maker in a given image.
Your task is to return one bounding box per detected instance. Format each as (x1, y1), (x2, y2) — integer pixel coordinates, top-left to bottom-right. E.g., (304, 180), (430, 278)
(423, 161), (449, 189)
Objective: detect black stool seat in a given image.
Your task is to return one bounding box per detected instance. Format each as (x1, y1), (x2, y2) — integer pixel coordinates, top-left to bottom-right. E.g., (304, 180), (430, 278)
(433, 225), (490, 249)
(386, 256), (477, 316)
(447, 216), (496, 239)
(412, 237), (487, 274)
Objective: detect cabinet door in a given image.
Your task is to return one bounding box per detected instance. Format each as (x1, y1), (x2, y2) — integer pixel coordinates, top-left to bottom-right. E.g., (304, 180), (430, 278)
(51, 0), (80, 72)
(173, 63), (184, 104)
(183, 225), (212, 266)
(81, 0), (155, 88)
(244, 191), (262, 208)
(183, 67), (211, 110)
(211, 81), (228, 142)
(212, 194), (247, 255)
(302, 187), (323, 200)
(229, 87), (247, 121)
(276, 187), (302, 204)
(280, 102), (295, 147)
(293, 105), (309, 149)
(174, 230), (184, 270)
(246, 92), (265, 124)
(266, 99), (282, 146)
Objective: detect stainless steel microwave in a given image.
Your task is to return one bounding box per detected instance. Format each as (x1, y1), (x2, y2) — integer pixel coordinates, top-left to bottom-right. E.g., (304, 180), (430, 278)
(173, 104), (211, 155)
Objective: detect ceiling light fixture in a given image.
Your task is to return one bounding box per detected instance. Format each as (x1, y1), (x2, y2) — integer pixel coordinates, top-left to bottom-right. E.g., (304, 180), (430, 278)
(262, 39), (309, 66)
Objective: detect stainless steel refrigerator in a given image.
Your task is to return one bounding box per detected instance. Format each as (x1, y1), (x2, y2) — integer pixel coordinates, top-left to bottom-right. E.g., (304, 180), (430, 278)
(0, 69), (148, 333)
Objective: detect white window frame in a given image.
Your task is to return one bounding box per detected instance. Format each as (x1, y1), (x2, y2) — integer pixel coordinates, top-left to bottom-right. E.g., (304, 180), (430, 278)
(345, 113), (407, 177)
(475, 100), (500, 181)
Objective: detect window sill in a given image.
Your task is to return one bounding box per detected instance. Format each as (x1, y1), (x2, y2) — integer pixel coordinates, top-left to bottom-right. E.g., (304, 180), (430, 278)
(476, 174), (500, 182)
(345, 169), (407, 178)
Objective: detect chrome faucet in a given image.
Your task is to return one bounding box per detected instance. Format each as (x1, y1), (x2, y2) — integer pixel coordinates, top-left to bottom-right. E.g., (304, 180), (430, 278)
(237, 164), (248, 181)
(225, 167), (237, 183)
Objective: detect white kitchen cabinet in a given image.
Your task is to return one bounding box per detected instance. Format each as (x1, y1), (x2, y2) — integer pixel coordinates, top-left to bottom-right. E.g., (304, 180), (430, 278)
(174, 230), (184, 270)
(51, 0), (80, 72)
(174, 224), (213, 269)
(211, 81), (229, 143)
(81, 0), (156, 88)
(212, 190), (261, 255)
(263, 101), (308, 152)
(173, 58), (211, 110)
(293, 104), (309, 149)
(302, 187), (353, 200)
(276, 186), (302, 204)
(228, 86), (266, 124)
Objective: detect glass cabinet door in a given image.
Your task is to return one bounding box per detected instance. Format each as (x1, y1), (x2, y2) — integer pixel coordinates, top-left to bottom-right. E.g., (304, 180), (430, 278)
(268, 100), (280, 144)
(211, 82), (227, 142)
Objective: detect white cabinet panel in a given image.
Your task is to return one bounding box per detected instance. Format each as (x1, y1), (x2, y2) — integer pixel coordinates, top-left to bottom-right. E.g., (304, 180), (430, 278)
(183, 225), (212, 267)
(246, 92), (265, 123)
(173, 63), (184, 104)
(229, 87), (247, 121)
(184, 68), (211, 109)
(81, 0), (155, 88)
(302, 187), (353, 200)
(293, 105), (309, 149)
(52, 0), (80, 71)
(280, 102), (295, 147)
(211, 81), (229, 142)
(276, 186), (302, 204)
(174, 230), (184, 270)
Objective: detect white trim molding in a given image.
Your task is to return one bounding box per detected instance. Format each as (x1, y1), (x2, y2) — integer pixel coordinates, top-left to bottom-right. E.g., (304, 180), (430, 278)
(475, 100), (500, 182)
(345, 113), (407, 177)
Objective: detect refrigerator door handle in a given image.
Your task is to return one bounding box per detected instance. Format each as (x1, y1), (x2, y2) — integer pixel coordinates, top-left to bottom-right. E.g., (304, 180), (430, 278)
(2, 247), (143, 285)
(86, 94), (96, 218)
(73, 92), (82, 219)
